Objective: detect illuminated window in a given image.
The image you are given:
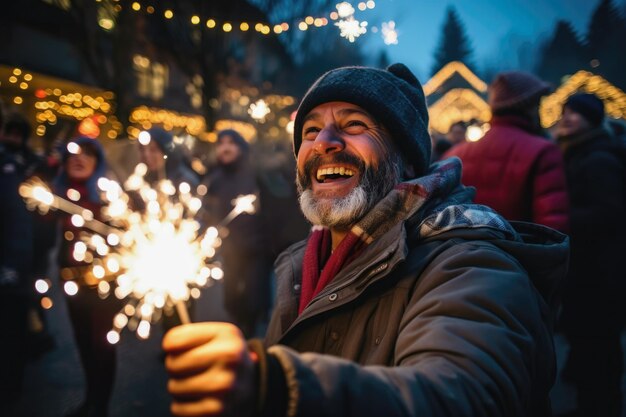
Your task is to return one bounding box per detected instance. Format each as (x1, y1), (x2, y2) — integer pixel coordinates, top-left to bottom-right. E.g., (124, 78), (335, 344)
(133, 55), (169, 100)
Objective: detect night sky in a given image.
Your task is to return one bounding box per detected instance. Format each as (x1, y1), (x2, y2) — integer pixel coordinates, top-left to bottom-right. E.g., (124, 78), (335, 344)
(361, 0), (626, 79)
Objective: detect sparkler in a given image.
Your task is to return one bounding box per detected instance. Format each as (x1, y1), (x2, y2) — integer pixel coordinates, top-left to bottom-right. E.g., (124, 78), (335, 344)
(20, 166), (256, 344)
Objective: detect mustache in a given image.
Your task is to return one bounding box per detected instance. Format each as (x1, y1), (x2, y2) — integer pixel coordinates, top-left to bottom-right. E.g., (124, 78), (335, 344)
(298, 152), (366, 189)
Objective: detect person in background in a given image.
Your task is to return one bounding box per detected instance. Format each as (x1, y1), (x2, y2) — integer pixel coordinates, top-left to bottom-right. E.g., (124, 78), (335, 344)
(200, 129), (273, 337)
(444, 71), (570, 233)
(138, 127), (199, 188)
(162, 63), (569, 417)
(54, 136), (121, 417)
(431, 120), (467, 162)
(554, 93), (626, 417)
(446, 120), (467, 146)
(0, 110), (37, 415)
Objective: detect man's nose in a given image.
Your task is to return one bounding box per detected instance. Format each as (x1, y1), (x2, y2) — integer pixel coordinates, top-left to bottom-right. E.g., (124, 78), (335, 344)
(313, 127), (345, 155)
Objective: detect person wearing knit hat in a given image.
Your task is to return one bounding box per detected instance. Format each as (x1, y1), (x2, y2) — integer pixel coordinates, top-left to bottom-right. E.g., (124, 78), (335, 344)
(51, 136), (125, 417)
(488, 71), (552, 113)
(199, 128), (274, 338)
(556, 93), (605, 137)
(554, 91), (625, 417)
(163, 63), (568, 417)
(445, 70), (569, 233)
(137, 127), (198, 188)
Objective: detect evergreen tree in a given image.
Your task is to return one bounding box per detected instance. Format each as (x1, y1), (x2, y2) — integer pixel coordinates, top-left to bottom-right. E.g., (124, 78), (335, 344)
(536, 20), (585, 85)
(585, 0), (626, 88)
(430, 6), (474, 76)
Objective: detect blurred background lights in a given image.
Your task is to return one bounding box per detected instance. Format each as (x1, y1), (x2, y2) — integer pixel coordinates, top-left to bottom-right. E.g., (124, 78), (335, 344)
(382, 21), (398, 45)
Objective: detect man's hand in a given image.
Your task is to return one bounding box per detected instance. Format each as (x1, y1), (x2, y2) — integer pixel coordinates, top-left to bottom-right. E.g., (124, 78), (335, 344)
(163, 322), (257, 417)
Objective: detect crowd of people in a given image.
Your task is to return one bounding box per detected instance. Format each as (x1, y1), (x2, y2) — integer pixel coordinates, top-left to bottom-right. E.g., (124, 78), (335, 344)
(1, 62), (625, 417)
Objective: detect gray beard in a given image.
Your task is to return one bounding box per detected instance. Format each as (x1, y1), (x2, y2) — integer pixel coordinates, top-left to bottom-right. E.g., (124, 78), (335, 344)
(297, 155), (402, 229)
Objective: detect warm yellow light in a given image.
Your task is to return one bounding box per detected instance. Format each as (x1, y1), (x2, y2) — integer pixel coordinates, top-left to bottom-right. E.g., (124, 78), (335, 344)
(13, 96), (23, 104)
(191, 15), (200, 25)
(19, 82), (28, 90)
(367, 1), (376, 9)
(330, 11), (339, 20)
(424, 61), (488, 96)
(146, 5), (154, 13)
(13, 68), (22, 76)
(358, 2), (367, 11)
(24, 73), (32, 81)
(273, 25), (283, 34)
(206, 19), (216, 28)
(99, 18), (114, 30)
(305, 16), (314, 25)
(540, 70), (626, 127)
(9, 76), (17, 83)
(299, 22), (308, 31)
(255, 23), (263, 31)
(223, 22), (232, 32)
(164, 9), (173, 19)
(314, 18), (324, 27)
(131, 2), (140, 11)
(427, 88), (491, 134)
(240, 22), (249, 31)
(281, 22), (289, 31)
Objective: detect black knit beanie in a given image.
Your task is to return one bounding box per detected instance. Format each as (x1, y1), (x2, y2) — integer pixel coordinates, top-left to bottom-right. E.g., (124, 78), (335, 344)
(564, 93), (605, 128)
(293, 63), (431, 177)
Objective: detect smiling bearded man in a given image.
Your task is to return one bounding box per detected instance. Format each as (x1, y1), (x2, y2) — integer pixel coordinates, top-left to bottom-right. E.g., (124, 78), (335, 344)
(296, 126), (403, 229)
(163, 64), (569, 417)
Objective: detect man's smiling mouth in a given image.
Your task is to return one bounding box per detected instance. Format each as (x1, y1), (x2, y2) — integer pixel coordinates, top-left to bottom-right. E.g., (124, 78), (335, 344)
(316, 166), (355, 183)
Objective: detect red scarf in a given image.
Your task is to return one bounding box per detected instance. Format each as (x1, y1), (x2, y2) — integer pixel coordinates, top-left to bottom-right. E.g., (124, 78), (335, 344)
(298, 227), (365, 314)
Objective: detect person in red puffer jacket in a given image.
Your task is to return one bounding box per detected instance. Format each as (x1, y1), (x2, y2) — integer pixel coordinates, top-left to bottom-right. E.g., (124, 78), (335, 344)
(444, 71), (570, 233)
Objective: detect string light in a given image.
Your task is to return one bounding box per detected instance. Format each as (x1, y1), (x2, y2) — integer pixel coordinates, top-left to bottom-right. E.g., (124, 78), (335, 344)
(90, 1), (377, 42)
(427, 88), (491, 134)
(540, 70), (626, 127)
(423, 61), (488, 96)
(129, 106), (206, 137)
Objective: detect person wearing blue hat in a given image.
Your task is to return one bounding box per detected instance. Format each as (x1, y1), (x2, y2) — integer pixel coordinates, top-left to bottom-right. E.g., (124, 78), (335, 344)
(162, 64), (569, 417)
(53, 136), (123, 417)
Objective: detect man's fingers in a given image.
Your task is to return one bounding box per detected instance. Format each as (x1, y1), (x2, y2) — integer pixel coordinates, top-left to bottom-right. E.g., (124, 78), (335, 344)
(165, 335), (248, 375)
(168, 366), (236, 395)
(162, 322), (242, 352)
(171, 397), (225, 417)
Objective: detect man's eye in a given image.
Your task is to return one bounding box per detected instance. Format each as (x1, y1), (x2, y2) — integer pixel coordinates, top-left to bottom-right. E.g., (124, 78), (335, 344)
(344, 120), (368, 132)
(303, 126), (320, 138)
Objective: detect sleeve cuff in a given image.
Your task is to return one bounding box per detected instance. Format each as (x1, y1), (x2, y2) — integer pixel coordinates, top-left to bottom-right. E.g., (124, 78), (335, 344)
(247, 338), (288, 417)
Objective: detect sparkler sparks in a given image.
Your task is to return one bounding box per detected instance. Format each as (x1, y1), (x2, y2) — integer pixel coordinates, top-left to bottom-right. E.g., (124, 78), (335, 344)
(381, 21), (398, 45)
(21, 168), (256, 344)
(248, 99), (271, 122)
(335, 16), (368, 42)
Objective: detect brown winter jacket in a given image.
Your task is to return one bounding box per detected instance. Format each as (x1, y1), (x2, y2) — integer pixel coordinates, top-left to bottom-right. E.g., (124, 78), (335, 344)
(260, 220), (568, 417)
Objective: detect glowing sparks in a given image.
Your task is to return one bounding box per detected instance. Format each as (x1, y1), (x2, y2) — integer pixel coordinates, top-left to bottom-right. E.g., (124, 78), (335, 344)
(248, 99), (271, 122)
(336, 16), (367, 42)
(20, 171), (257, 344)
(381, 21), (398, 45)
(336, 2), (355, 18)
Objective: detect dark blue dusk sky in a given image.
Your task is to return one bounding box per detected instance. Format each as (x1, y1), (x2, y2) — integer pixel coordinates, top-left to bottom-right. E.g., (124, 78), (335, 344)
(359, 0), (626, 79)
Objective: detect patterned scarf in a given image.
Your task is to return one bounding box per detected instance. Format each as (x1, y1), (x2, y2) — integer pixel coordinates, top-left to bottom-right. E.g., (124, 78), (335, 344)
(298, 157), (517, 314)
